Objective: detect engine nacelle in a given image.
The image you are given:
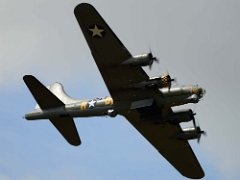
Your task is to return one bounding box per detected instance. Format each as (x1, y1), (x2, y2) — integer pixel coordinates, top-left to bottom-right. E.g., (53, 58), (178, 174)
(176, 126), (205, 141)
(148, 73), (172, 88)
(122, 53), (157, 67)
(166, 109), (195, 123)
(130, 73), (173, 90)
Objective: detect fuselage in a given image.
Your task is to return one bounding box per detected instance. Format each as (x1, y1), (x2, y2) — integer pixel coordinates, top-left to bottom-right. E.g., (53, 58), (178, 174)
(25, 85), (205, 121)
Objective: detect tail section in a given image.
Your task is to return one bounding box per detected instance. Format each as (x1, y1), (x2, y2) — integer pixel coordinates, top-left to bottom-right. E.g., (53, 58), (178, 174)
(34, 81), (80, 110)
(23, 75), (65, 109)
(48, 83), (80, 103)
(23, 75), (81, 146)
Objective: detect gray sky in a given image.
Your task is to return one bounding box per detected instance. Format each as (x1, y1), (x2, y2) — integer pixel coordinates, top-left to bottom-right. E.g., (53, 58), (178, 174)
(1, 0), (240, 179)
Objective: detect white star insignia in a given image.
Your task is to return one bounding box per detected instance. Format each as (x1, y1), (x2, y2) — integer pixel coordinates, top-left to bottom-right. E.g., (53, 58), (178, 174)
(88, 100), (96, 108)
(88, 25), (105, 37)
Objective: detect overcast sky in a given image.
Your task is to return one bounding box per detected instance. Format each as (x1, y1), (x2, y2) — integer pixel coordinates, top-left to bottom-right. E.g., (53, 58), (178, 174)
(1, 0), (240, 179)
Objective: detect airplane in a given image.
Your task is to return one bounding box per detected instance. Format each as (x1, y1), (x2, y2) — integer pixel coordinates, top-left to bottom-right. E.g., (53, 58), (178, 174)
(23, 3), (206, 179)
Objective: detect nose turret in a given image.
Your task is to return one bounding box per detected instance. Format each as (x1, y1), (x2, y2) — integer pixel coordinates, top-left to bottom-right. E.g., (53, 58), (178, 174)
(192, 86), (206, 98)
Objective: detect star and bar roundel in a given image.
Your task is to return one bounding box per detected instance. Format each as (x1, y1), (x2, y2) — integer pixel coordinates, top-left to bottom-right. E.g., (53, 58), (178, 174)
(88, 24), (105, 38)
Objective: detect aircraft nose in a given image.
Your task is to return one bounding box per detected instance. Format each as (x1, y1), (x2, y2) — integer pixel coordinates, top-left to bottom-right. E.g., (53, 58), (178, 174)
(192, 86), (206, 98)
(197, 87), (206, 98)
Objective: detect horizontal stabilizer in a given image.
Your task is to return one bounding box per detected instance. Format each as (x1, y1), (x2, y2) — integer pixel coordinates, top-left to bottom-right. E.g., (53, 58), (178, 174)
(50, 117), (81, 146)
(23, 75), (64, 109)
(23, 75), (81, 146)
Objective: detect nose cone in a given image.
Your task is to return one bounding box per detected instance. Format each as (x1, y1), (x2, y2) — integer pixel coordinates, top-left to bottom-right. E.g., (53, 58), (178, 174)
(199, 87), (206, 98)
(192, 86), (206, 98)
(202, 88), (206, 94)
(201, 88), (206, 96)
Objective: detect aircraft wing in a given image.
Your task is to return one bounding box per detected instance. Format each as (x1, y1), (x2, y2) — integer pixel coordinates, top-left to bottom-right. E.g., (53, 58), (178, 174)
(122, 108), (204, 179)
(74, 3), (153, 109)
(74, 4), (204, 178)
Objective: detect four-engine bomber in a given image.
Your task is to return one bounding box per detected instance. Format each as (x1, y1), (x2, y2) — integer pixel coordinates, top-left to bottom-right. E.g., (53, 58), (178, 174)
(24, 3), (206, 179)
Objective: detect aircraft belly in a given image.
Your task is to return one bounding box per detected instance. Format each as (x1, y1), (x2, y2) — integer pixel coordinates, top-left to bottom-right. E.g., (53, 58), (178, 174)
(66, 106), (112, 117)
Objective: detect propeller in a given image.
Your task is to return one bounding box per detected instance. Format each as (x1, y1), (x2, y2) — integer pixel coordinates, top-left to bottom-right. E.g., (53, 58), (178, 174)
(190, 109), (206, 143)
(169, 77), (176, 89)
(165, 72), (176, 89)
(148, 51), (159, 70)
(190, 109), (197, 128)
(196, 125), (206, 143)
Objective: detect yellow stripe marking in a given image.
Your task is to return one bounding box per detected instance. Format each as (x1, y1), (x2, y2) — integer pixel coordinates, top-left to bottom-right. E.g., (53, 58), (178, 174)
(80, 102), (87, 110)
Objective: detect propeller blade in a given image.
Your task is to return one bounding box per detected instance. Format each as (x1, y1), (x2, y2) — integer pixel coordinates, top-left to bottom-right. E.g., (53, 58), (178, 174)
(154, 57), (159, 63)
(149, 62), (153, 70)
(192, 114), (196, 128)
(166, 73), (174, 90)
(148, 50), (159, 70)
(201, 130), (207, 136)
(197, 137), (201, 143)
(197, 126), (206, 144)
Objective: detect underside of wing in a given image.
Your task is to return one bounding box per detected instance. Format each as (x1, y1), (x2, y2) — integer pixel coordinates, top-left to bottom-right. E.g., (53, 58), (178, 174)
(122, 109), (204, 179)
(74, 3), (153, 109)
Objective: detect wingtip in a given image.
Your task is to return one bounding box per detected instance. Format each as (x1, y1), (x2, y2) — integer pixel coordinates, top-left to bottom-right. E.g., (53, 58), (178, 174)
(74, 3), (95, 14)
(182, 170), (205, 179)
(23, 75), (34, 81)
(69, 139), (81, 146)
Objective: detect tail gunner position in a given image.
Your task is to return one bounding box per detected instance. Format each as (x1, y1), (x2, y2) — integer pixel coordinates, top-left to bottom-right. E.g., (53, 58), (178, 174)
(24, 3), (206, 179)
